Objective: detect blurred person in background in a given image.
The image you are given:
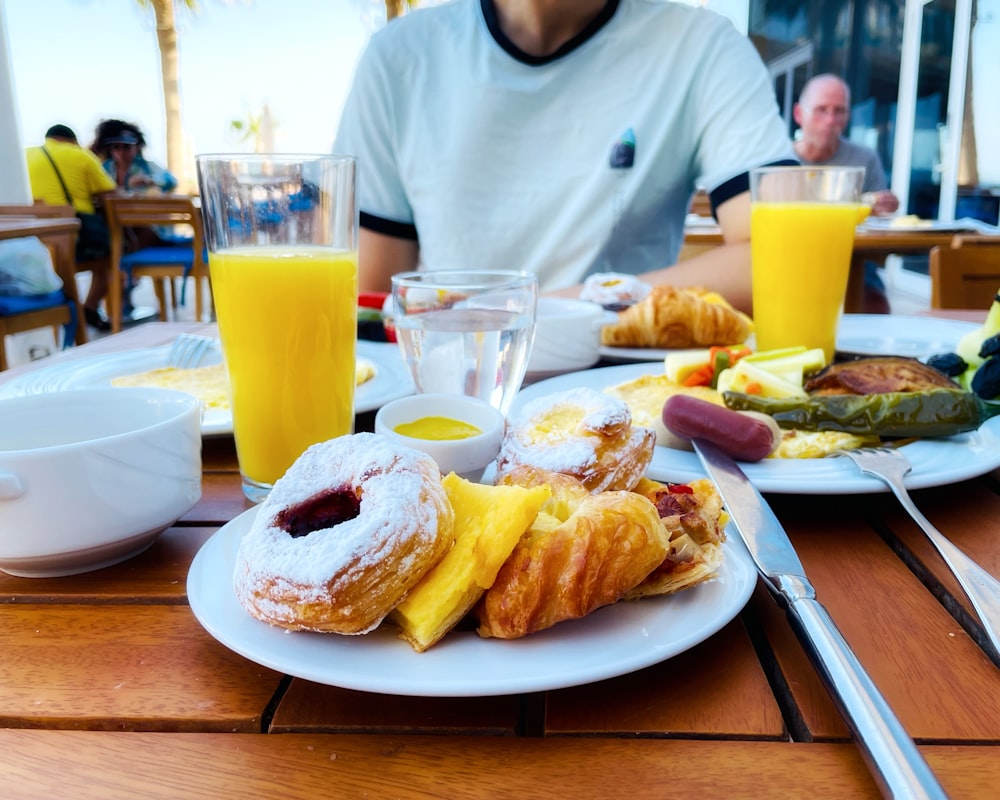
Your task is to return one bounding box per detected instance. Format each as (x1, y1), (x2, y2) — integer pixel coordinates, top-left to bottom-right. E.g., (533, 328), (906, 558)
(793, 73), (898, 313)
(92, 119), (177, 195)
(25, 123), (118, 330)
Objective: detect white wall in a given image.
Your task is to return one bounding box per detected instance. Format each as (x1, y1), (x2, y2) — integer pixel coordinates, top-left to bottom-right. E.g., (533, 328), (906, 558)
(973, 0), (999, 186)
(0, 0), (30, 203)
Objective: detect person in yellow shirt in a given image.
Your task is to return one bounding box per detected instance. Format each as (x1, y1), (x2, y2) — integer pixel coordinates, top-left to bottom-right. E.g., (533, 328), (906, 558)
(25, 124), (118, 330)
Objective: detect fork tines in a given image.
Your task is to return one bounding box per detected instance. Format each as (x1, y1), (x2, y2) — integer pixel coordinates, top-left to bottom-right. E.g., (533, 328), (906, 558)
(167, 333), (215, 370)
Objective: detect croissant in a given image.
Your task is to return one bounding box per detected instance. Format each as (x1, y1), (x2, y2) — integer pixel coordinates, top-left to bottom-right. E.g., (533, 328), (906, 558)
(600, 285), (752, 349)
(477, 467), (668, 639)
(623, 477), (726, 599)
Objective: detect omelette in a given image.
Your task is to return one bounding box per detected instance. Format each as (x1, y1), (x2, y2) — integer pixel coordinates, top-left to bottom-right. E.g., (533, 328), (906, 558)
(112, 357), (377, 410)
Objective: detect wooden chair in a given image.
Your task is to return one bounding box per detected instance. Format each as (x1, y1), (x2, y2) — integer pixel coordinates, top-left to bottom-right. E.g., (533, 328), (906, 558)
(0, 219), (87, 371)
(102, 195), (210, 333)
(929, 235), (1000, 309)
(0, 202), (112, 286)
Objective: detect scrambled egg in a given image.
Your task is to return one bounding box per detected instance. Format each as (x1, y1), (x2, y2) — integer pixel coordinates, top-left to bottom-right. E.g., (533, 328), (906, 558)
(111, 357), (377, 410)
(604, 374), (723, 429)
(771, 429), (878, 459)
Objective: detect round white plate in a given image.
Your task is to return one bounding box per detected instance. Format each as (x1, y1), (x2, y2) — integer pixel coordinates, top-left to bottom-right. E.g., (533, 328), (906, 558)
(512, 363), (1000, 495)
(0, 339), (415, 436)
(187, 507), (756, 697)
(599, 313), (978, 364)
(835, 314), (977, 358)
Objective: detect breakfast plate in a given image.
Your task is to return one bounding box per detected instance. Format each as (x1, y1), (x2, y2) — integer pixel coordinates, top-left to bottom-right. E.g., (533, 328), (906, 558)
(187, 506), (756, 697)
(0, 339), (415, 436)
(598, 313), (978, 363)
(859, 217), (1000, 235)
(512, 362), (1000, 495)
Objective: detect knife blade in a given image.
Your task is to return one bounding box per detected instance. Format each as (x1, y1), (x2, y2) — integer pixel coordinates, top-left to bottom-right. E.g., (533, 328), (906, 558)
(691, 438), (946, 800)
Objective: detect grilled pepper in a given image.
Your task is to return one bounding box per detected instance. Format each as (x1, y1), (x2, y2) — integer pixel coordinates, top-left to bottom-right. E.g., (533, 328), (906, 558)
(722, 388), (1000, 439)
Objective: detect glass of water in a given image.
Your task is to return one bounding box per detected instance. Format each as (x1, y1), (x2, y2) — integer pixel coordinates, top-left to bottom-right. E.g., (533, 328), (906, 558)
(390, 270), (538, 414)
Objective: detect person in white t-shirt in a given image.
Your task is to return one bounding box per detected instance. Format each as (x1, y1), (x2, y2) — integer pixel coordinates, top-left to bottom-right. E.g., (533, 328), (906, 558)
(334, 0), (795, 313)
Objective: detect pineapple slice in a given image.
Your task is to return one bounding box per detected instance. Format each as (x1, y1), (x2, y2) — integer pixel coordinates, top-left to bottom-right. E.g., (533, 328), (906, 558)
(391, 473), (550, 652)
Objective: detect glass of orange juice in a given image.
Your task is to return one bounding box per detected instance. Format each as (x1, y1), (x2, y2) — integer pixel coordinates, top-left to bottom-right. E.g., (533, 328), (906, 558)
(750, 166), (867, 363)
(196, 154), (358, 502)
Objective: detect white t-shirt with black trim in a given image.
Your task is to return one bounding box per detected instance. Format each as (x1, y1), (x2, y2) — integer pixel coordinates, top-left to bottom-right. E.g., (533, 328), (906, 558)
(334, 0), (795, 291)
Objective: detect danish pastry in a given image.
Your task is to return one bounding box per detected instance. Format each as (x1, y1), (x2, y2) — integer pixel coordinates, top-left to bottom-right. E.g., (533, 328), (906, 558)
(600, 285), (752, 349)
(495, 387), (654, 493)
(233, 432), (454, 635)
(579, 272), (651, 310)
(478, 466), (668, 639)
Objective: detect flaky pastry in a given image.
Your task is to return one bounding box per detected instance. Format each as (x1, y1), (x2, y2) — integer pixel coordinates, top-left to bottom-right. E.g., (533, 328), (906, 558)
(495, 387), (654, 493)
(600, 285), (752, 349)
(478, 466), (668, 639)
(624, 477), (726, 599)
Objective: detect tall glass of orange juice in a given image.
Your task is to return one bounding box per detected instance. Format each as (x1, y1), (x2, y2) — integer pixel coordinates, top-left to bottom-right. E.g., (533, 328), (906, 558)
(196, 155), (358, 502)
(750, 166), (867, 363)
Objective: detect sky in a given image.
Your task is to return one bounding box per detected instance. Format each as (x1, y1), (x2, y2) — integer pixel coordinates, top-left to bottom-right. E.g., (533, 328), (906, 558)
(3, 0), (376, 170)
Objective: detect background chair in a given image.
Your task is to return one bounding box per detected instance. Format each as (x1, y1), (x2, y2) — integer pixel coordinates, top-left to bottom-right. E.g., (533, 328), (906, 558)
(0, 219), (87, 371)
(0, 203), (112, 305)
(102, 195), (210, 333)
(929, 235), (1000, 309)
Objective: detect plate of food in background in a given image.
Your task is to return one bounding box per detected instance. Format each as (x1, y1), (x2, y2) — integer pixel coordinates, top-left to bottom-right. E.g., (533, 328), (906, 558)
(0, 338), (415, 436)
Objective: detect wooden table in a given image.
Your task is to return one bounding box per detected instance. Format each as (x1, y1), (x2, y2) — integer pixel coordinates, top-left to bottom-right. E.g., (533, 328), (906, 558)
(1, 321), (998, 799)
(0, 216), (86, 347)
(682, 222), (965, 313)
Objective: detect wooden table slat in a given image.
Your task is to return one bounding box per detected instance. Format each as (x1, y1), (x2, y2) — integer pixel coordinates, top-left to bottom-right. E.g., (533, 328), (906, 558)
(0, 605), (282, 731)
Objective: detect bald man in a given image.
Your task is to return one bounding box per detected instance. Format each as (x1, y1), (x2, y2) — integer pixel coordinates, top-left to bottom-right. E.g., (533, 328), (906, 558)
(793, 73), (898, 216)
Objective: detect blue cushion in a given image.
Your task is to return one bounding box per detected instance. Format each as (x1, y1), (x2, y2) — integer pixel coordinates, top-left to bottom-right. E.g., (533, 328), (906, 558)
(121, 247), (194, 269)
(0, 290), (77, 349)
(119, 246), (207, 307)
(0, 289), (68, 314)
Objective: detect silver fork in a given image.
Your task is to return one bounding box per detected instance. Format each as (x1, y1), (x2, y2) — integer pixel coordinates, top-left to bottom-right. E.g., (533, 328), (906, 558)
(166, 333), (215, 369)
(838, 446), (1000, 659)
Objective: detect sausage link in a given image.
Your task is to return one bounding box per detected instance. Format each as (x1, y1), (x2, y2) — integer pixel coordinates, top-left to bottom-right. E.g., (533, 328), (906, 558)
(662, 394), (779, 462)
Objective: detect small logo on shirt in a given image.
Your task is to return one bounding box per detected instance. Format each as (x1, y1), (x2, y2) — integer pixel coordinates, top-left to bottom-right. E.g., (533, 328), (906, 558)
(609, 128), (635, 169)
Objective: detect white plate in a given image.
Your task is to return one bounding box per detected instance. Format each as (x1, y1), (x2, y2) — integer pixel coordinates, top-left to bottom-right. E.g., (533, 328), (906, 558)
(0, 339), (415, 436)
(512, 362), (1000, 495)
(859, 217), (1000, 235)
(187, 507), (756, 697)
(836, 314), (977, 358)
(599, 313), (978, 364)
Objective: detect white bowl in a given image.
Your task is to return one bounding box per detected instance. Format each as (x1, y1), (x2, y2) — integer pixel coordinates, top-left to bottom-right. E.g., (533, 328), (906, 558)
(374, 393), (506, 482)
(0, 388), (203, 577)
(528, 298), (617, 377)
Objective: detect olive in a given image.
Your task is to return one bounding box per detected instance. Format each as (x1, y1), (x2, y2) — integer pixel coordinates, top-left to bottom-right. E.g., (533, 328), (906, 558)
(925, 352), (968, 378)
(978, 333), (1000, 359)
(971, 357), (1000, 400)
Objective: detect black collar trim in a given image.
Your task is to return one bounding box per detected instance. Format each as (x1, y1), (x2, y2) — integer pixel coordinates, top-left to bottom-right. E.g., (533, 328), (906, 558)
(481, 0), (620, 66)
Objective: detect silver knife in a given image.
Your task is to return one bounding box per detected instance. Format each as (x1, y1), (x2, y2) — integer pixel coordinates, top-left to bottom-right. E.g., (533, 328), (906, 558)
(692, 439), (947, 800)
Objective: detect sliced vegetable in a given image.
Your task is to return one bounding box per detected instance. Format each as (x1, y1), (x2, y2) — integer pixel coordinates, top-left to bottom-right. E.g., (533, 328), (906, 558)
(722, 388), (1000, 438)
(716, 360), (808, 398)
(672, 346), (751, 388)
(744, 346), (827, 374)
